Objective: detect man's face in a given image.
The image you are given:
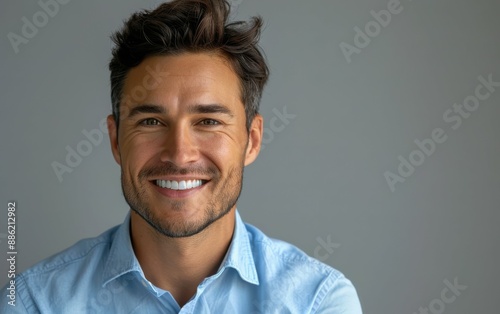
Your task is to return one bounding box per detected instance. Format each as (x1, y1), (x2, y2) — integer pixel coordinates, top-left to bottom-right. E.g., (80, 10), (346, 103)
(107, 53), (262, 238)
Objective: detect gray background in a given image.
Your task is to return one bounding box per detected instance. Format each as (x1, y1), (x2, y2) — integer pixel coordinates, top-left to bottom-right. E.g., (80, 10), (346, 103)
(1, 0), (499, 313)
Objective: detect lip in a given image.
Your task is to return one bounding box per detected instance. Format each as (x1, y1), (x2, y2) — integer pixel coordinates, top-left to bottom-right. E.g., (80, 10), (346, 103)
(150, 179), (209, 199)
(152, 176), (211, 181)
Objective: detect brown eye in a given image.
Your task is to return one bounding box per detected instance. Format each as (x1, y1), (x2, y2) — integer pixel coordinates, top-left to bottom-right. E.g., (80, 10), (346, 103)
(140, 118), (161, 126)
(200, 119), (220, 126)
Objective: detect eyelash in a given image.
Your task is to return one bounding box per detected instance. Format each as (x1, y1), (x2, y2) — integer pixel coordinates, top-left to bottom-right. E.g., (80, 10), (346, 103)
(139, 118), (161, 126)
(199, 119), (221, 126)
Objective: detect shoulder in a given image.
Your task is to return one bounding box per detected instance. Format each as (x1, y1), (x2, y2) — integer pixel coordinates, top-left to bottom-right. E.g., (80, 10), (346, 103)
(244, 222), (363, 313)
(244, 221), (337, 277)
(0, 225), (120, 313)
(21, 225), (119, 280)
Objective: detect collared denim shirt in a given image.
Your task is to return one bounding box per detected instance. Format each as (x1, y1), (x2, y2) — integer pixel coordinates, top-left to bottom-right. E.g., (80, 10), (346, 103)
(1, 211), (362, 313)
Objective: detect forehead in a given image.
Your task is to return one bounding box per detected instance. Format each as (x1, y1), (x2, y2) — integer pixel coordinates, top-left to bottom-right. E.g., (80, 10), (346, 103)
(122, 52), (242, 109)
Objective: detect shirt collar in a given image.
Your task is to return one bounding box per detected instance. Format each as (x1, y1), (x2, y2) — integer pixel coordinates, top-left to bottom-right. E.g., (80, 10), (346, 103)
(218, 210), (259, 285)
(102, 212), (140, 287)
(101, 209), (259, 287)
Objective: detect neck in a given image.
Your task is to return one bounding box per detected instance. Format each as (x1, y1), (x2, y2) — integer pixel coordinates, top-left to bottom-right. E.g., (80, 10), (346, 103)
(130, 209), (235, 307)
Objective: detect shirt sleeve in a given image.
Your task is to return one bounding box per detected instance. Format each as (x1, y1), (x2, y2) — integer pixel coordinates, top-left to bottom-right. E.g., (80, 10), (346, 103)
(1, 275), (35, 314)
(313, 273), (363, 314)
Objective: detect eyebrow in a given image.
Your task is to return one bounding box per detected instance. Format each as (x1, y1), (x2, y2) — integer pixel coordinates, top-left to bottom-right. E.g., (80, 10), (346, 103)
(127, 103), (235, 119)
(127, 104), (166, 118)
(187, 104), (234, 118)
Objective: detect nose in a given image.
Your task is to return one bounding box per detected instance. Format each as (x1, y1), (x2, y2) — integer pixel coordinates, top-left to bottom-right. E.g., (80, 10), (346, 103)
(159, 123), (199, 167)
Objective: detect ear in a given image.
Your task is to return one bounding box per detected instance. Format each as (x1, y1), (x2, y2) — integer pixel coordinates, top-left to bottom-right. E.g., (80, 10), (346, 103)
(244, 114), (263, 166)
(107, 114), (121, 165)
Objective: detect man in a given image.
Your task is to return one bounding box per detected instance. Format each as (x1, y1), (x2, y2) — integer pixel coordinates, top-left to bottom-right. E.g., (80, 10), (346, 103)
(1, 0), (362, 312)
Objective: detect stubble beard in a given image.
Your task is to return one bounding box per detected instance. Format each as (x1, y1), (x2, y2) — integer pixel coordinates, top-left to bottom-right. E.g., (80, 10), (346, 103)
(121, 161), (244, 238)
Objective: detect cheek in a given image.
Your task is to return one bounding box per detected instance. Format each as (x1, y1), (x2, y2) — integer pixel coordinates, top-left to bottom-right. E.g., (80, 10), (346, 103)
(119, 134), (161, 171)
(196, 133), (246, 169)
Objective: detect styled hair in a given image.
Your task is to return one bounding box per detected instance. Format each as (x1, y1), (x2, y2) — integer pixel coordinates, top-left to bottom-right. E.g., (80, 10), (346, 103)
(109, 0), (269, 130)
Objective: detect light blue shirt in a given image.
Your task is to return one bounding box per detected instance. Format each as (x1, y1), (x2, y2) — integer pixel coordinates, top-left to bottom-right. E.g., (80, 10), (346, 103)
(1, 211), (362, 313)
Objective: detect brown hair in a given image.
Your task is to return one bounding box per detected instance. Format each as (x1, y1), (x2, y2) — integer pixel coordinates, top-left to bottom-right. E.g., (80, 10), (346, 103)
(109, 0), (269, 130)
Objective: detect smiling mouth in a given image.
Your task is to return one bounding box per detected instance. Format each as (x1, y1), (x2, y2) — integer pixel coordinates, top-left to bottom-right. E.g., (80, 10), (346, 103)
(154, 179), (208, 190)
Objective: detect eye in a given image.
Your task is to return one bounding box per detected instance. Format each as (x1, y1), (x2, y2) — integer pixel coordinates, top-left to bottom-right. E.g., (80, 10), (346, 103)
(199, 119), (221, 126)
(140, 118), (161, 126)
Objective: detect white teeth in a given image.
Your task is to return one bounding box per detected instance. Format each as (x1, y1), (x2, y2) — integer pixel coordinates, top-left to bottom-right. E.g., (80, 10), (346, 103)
(171, 181), (179, 190)
(178, 181), (187, 190)
(155, 179), (203, 190)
